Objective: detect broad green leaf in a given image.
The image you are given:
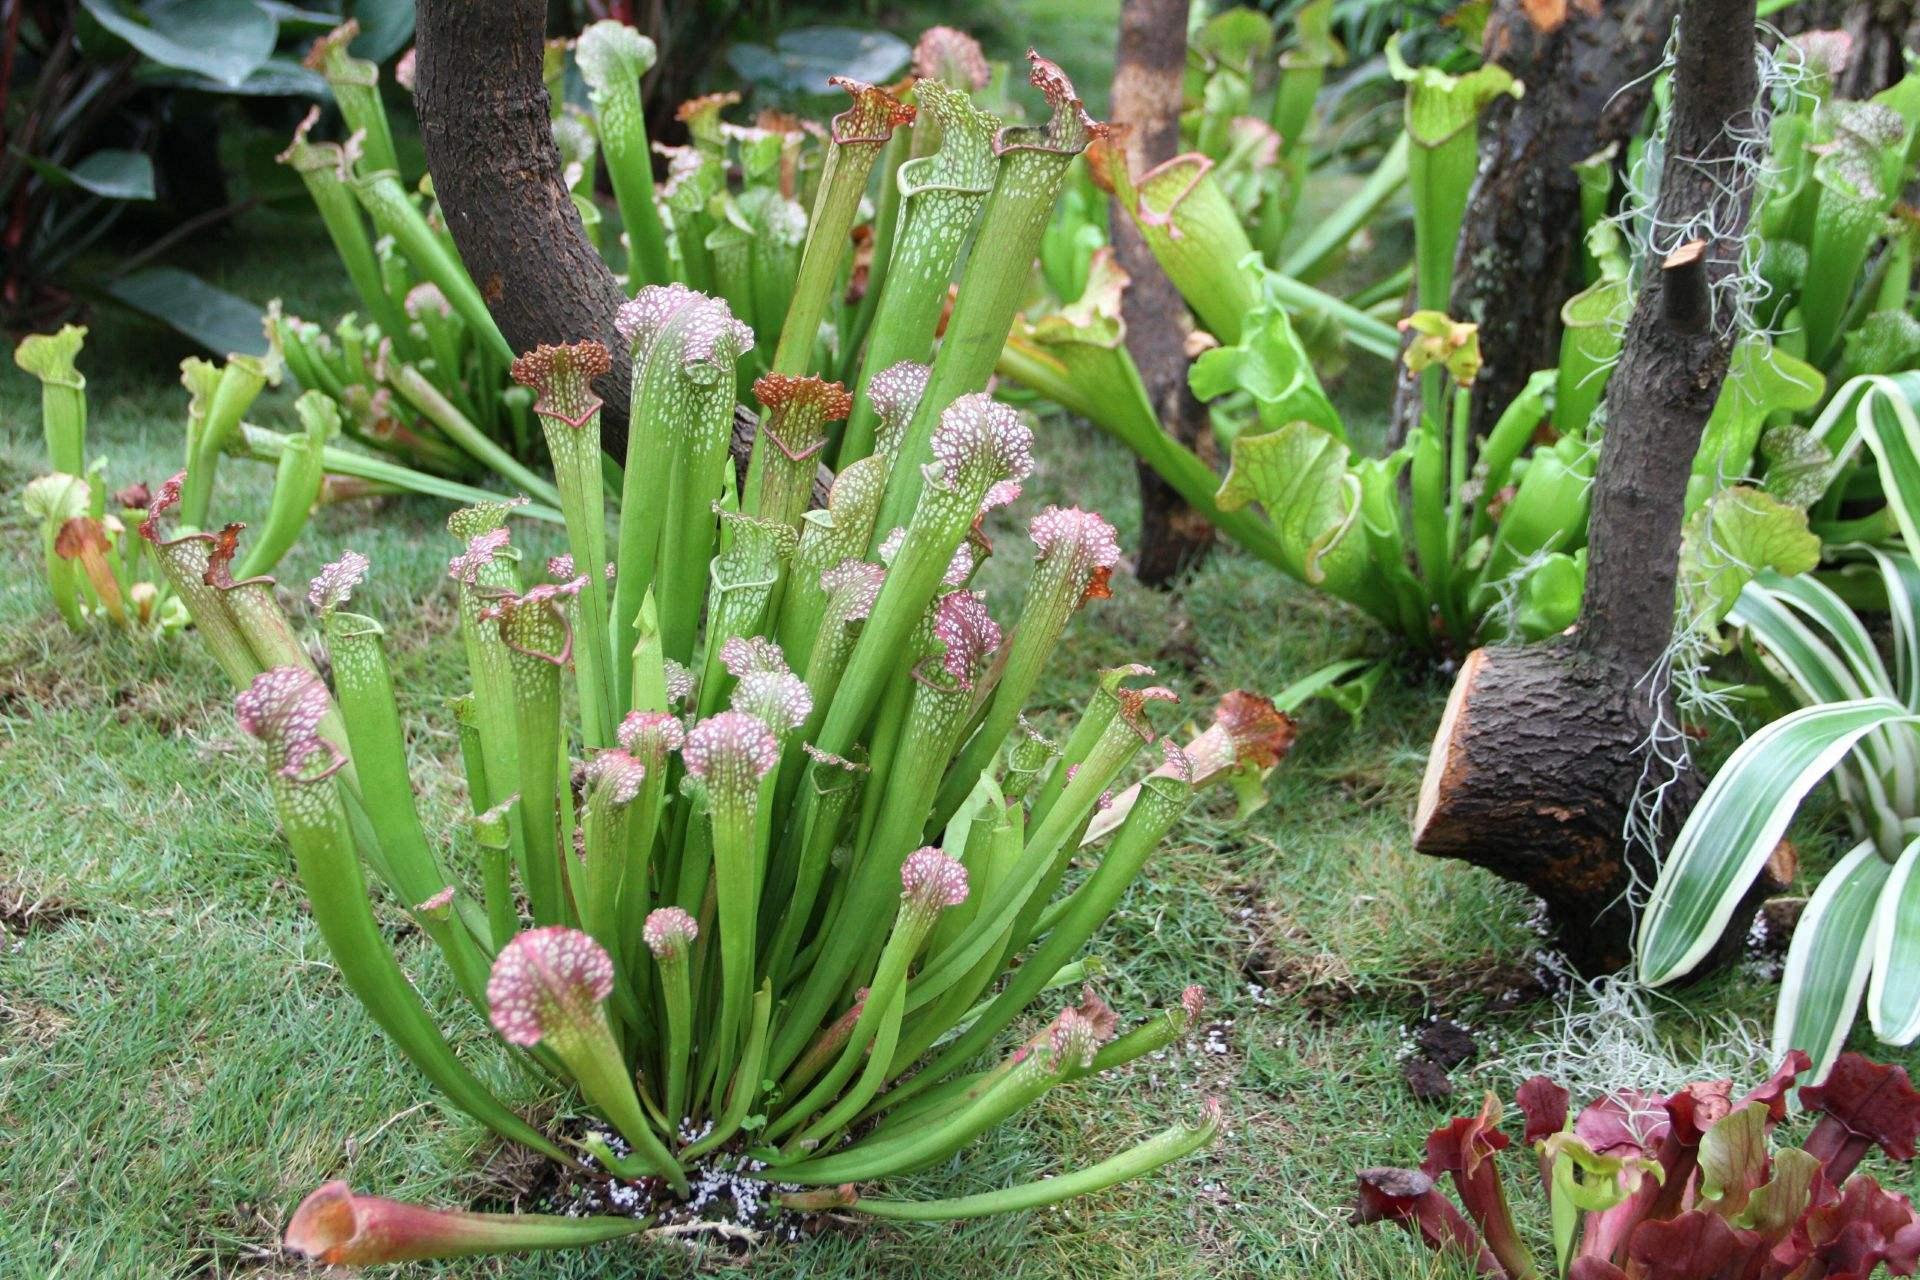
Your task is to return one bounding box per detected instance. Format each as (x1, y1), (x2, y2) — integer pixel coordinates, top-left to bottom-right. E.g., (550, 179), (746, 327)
(1734, 1147), (1820, 1235)
(1868, 833), (1920, 1044)
(1691, 339), (1825, 498)
(726, 27), (910, 95)
(349, 0), (414, 63)
(1678, 487), (1820, 626)
(1189, 290), (1343, 439)
(1194, 8), (1273, 71)
(1516, 551), (1584, 641)
(82, 0), (277, 88)
(106, 267), (268, 357)
(28, 149), (156, 200)
(1777, 840), (1890, 1080)
(1697, 1102), (1770, 1217)
(1640, 698), (1917, 987)
(135, 55), (330, 97)
(1217, 422), (1364, 590)
(1759, 425), (1832, 508)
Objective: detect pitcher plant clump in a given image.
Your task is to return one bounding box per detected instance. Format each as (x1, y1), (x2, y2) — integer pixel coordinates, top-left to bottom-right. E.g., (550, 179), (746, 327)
(138, 51), (1270, 1265)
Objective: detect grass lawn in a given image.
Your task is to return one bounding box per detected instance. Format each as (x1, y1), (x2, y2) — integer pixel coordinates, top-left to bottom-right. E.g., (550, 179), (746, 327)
(5, 43), (1917, 1280)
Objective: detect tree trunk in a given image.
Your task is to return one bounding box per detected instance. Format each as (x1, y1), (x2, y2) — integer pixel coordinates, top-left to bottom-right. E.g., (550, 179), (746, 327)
(1110, 0), (1216, 585)
(1414, 0), (1766, 976)
(415, 0), (633, 441)
(413, 0), (798, 492)
(1387, 0), (1674, 448)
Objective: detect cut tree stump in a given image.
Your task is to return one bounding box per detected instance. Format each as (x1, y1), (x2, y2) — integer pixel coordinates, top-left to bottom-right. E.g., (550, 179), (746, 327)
(1413, 0), (1775, 976)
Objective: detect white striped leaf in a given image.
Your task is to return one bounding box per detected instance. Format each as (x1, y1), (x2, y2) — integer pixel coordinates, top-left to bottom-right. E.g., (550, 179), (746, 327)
(1814, 372), (1920, 552)
(1638, 698), (1916, 986)
(1777, 840), (1890, 1082)
(1869, 833), (1920, 1045)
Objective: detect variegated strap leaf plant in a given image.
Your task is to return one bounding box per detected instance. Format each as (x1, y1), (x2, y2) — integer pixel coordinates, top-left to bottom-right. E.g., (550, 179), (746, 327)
(140, 53), (1260, 1265)
(1640, 373), (1920, 1081)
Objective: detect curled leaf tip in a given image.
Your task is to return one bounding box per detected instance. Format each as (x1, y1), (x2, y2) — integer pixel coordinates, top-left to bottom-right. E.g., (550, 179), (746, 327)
(309, 551), (371, 615)
(415, 886), (456, 915)
(1030, 506), (1121, 607)
(930, 590), (1000, 688)
(829, 77), (915, 145)
(1182, 985), (1207, 1022)
(1017, 51), (1110, 151)
(929, 393), (1035, 493)
(683, 711), (780, 785)
(14, 323), (86, 386)
(618, 709), (686, 757)
(584, 750), (647, 806)
(447, 528), (512, 585)
(487, 926), (615, 1048)
(914, 26), (990, 91)
(675, 90), (741, 123)
(722, 637), (813, 732)
(1114, 681), (1180, 742)
(510, 340), (612, 428)
(754, 373), (853, 420)
(1075, 985), (1120, 1042)
(478, 578), (585, 666)
(819, 559), (886, 622)
(576, 20), (658, 88)
(643, 906), (699, 957)
(1215, 690), (1296, 768)
(754, 374), (851, 462)
(138, 472), (188, 545)
(236, 667), (343, 781)
(662, 659), (696, 709)
(203, 523), (274, 592)
(614, 284), (754, 369)
(804, 742), (869, 772)
(302, 20), (361, 72)
(1790, 29), (1853, 78)
(901, 847), (970, 910)
(446, 495), (529, 541)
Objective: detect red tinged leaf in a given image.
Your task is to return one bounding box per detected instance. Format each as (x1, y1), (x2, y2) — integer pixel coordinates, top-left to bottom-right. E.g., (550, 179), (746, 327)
(1736, 1050), (1811, 1128)
(1800, 1054), (1920, 1184)
(284, 1181), (645, 1264)
(1623, 1210), (1759, 1280)
(1518, 1075), (1570, 1143)
(1663, 1080), (1734, 1146)
(1567, 1261), (1628, 1280)
(1576, 1090), (1670, 1160)
(1351, 1167), (1504, 1275)
(1422, 1094), (1537, 1279)
(1789, 1175), (1920, 1280)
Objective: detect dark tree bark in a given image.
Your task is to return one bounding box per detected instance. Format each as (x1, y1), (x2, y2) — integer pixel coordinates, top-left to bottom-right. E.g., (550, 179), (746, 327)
(1110, 0), (1216, 586)
(415, 0), (633, 441)
(1414, 0), (1769, 976)
(1387, 0), (1675, 448)
(414, 0), (802, 491)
